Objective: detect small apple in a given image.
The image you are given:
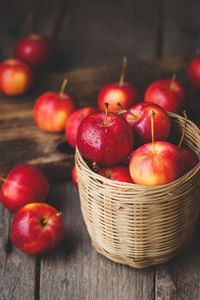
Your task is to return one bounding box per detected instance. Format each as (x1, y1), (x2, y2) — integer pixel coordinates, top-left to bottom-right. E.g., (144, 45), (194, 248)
(77, 103), (134, 166)
(72, 166), (78, 187)
(144, 76), (187, 113)
(13, 34), (55, 69)
(129, 141), (183, 185)
(129, 112), (183, 185)
(179, 146), (199, 173)
(34, 79), (76, 133)
(0, 164), (49, 212)
(97, 165), (133, 183)
(187, 54), (200, 92)
(65, 107), (99, 148)
(98, 56), (141, 112)
(176, 110), (199, 173)
(121, 102), (171, 144)
(11, 203), (64, 255)
(0, 58), (33, 95)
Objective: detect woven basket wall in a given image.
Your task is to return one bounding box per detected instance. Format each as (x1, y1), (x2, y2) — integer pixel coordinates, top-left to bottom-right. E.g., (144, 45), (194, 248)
(75, 112), (200, 269)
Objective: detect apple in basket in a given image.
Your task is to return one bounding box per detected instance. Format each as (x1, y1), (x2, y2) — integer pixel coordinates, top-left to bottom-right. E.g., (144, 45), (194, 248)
(65, 107), (99, 148)
(77, 103), (134, 167)
(97, 165), (133, 183)
(129, 111), (183, 185)
(176, 110), (199, 174)
(98, 56), (141, 112)
(119, 101), (171, 145)
(144, 75), (187, 113)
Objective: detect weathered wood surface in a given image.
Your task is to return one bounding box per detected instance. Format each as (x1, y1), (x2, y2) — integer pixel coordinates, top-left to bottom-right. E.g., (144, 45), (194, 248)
(0, 52), (199, 181)
(1, 0), (200, 299)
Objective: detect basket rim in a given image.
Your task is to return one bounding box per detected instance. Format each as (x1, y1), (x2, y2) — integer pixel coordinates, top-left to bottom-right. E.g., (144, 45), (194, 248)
(75, 112), (200, 191)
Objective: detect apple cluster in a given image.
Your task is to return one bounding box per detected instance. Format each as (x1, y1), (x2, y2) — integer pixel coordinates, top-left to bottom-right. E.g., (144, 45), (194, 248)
(0, 164), (64, 255)
(0, 34), (54, 95)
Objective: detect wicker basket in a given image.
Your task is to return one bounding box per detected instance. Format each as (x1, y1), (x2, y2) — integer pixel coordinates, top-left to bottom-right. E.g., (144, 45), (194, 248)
(75, 112), (200, 269)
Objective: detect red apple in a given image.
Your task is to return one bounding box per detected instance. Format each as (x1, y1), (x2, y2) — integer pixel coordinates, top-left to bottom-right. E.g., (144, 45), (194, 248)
(65, 107), (99, 148)
(72, 166), (78, 187)
(0, 164), (49, 212)
(13, 34), (55, 69)
(179, 146), (199, 173)
(77, 105), (134, 167)
(129, 141), (183, 186)
(0, 58), (33, 95)
(123, 102), (171, 144)
(11, 203), (64, 255)
(98, 56), (141, 112)
(34, 79), (76, 132)
(187, 55), (200, 92)
(97, 165), (133, 183)
(144, 77), (187, 113)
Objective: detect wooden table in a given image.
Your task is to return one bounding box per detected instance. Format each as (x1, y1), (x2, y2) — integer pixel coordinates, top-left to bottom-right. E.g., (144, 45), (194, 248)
(0, 53), (200, 300)
(1, 0), (200, 298)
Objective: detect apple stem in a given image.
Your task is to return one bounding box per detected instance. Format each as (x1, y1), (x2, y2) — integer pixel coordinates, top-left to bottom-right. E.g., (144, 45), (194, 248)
(92, 162), (100, 172)
(151, 111), (156, 155)
(119, 55), (127, 86)
(0, 176), (6, 183)
(169, 72), (176, 91)
(178, 110), (187, 150)
(117, 102), (138, 119)
(42, 212), (62, 225)
(104, 103), (109, 126)
(60, 78), (68, 94)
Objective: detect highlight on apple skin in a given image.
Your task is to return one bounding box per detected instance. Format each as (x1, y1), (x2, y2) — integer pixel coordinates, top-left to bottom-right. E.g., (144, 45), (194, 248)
(0, 164), (49, 212)
(11, 203), (64, 255)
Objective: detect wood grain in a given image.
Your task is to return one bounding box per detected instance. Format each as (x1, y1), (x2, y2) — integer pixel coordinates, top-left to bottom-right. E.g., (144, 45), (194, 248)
(0, 206), (36, 300)
(39, 181), (155, 300)
(0, 53), (199, 181)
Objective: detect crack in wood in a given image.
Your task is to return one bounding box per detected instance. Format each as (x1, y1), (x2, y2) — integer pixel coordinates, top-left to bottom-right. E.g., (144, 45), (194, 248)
(34, 256), (41, 300)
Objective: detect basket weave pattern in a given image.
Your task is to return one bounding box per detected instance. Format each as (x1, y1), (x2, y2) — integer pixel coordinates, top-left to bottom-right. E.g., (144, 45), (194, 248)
(75, 112), (200, 268)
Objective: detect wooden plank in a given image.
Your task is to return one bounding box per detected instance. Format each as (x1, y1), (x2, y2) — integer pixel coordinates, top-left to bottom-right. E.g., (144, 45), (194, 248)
(55, 0), (159, 69)
(0, 205), (36, 300)
(0, 53), (199, 181)
(163, 0), (200, 56)
(39, 181), (155, 300)
(155, 229), (200, 299)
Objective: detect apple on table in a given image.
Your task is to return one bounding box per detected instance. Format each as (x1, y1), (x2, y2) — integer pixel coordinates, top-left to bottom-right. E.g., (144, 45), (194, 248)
(98, 56), (141, 112)
(13, 34), (55, 70)
(0, 164), (49, 212)
(11, 203), (64, 255)
(0, 58), (33, 95)
(34, 79), (76, 133)
(144, 75), (187, 113)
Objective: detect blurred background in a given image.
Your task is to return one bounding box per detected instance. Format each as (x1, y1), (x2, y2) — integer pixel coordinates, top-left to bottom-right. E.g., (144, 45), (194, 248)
(1, 0), (200, 70)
